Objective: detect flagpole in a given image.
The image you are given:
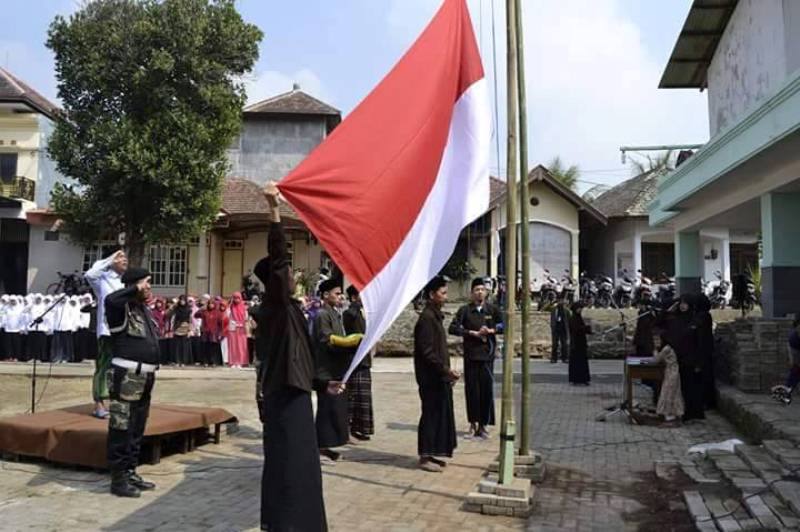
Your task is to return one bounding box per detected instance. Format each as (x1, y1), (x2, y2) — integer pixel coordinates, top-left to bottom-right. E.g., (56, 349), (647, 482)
(514, 0), (531, 457)
(498, 0), (518, 486)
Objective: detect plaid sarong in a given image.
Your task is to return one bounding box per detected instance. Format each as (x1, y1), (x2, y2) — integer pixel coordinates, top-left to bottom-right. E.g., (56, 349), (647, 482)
(347, 367), (374, 436)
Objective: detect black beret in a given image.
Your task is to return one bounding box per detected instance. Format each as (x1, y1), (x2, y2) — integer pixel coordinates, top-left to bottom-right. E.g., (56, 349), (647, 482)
(122, 267), (151, 286)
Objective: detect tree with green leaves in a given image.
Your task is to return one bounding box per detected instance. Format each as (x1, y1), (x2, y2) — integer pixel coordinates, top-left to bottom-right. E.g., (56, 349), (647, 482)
(47, 0), (262, 265)
(547, 156), (580, 190)
(628, 150), (676, 176)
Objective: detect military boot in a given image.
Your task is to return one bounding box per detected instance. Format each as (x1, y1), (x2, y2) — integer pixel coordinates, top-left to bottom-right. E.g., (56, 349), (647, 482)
(128, 470), (156, 491)
(110, 470), (141, 498)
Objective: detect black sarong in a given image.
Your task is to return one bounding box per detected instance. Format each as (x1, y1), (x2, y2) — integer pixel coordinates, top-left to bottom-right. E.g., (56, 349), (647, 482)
(463, 359), (495, 426)
(418, 382), (457, 457)
(262, 388), (327, 532)
(347, 367), (374, 436)
(316, 392), (349, 449)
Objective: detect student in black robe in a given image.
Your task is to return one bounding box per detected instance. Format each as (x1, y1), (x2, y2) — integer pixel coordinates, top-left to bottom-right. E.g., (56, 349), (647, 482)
(550, 298), (570, 363)
(254, 182), (342, 532)
(314, 278), (353, 462)
(343, 285), (374, 441)
(568, 301), (591, 385)
(448, 277), (502, 439)
(667, 294), (705, 422)
(415, 275), (460, 473)
(633, 302), (659, 401)
(694, 294), (716, 409)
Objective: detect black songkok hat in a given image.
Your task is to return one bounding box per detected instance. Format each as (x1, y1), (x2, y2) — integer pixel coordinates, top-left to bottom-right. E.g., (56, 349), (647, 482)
(424, 275), (450, 297)
(346, 285), (359, 299)
(319, 277), (342, 295)
(471, 277), (486, 290)
(122, 267), (151, 286)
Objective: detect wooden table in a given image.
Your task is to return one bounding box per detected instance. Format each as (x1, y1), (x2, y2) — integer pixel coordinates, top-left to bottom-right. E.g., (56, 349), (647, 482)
(624, 357), (664, 413)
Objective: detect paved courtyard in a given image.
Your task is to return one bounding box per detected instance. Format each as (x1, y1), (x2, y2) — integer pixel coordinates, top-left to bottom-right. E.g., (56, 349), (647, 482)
(0, 359), (743, 531)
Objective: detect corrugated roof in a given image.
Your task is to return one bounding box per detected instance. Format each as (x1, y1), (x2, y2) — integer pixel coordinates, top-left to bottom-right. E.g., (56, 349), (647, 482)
(0, 67), (59, 120)
(590, 170), (664, 218)
(659, 0), (739, 89)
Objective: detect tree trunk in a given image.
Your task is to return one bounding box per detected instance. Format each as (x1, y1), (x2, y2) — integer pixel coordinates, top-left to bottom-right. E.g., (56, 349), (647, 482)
(126, 239), (147, 268)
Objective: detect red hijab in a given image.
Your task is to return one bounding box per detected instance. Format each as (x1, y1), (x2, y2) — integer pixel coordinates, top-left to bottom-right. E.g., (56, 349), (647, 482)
(229, 292), (247, 323)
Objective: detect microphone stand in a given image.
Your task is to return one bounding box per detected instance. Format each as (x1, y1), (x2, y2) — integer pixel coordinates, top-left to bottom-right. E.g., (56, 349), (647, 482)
(27, 293), (68, 414)
(595, 308), (655, 424)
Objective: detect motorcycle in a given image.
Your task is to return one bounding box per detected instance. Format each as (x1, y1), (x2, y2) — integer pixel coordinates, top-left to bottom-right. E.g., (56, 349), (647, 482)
(579, 271), (597, 307)
(538, 269), (559, 310)
(632, 269), (653, 306)
(613, 269), (634, 308)
(560, 269), (577, 303)
(595, 273), (614, 308)
(655, 272), (676, 310)
(704, 270), (730, 309)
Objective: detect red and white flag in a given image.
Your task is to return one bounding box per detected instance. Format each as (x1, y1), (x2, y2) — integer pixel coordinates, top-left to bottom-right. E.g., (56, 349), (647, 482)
(278, 0), (490, 379)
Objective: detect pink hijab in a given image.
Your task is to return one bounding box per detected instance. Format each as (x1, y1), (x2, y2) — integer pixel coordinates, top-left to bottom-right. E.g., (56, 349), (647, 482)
(229, 292), (247, 323)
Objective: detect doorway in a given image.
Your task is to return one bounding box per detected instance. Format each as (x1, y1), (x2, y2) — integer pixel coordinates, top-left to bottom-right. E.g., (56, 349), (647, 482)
(0, 218), (29, 295)
(221, 240), (243, 297)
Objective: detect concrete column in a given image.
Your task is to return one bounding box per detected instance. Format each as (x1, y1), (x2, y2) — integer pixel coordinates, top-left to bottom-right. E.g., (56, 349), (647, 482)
(760, 192), (800, 317)
(195, 230), (210, 293)
(675, 230), (702, 295)
(633, 232), (642, 275)
(722, 235), (731, 283)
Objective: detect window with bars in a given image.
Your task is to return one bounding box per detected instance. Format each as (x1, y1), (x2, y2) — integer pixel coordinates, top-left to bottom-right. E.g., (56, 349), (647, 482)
(149, 245), (188, 288)
(82, 243), (119, 272)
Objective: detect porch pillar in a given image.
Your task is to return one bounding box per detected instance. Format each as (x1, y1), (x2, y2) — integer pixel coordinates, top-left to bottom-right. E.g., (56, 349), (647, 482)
(760, 192), (800, 317)
(195, 230), (209, 292)
(675, 230), (702, 295)
(633, 232), (642, 275)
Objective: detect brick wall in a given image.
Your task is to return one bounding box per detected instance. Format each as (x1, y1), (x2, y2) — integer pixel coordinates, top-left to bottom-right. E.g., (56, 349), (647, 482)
(715, 318), (794, 392)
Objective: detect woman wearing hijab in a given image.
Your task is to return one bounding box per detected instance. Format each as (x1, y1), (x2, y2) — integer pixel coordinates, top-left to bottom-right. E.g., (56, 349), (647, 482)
(79, 294), (99, 360)
(568, 301), (592, 385)
(24, 294), (49, 362)
(189, 296), (203, 366)
(169, 295), (193, 367)
(3, 296), (26, 361)
(666, 294), (705, 422)
(694, 294), (716, 409)
(196, 299), (225, 367)
(227, 292), (249, 368)
(51, 296), (78, 363)
(74, 294), (94, 362)
(151, 298), (171, 365)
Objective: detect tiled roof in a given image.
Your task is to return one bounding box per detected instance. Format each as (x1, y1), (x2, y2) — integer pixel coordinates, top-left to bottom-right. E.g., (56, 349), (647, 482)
(590, 170), (664, 218)
(0, 67), (59, 120)
(245, 87), (340, 116)
(222, 178), (297, 219)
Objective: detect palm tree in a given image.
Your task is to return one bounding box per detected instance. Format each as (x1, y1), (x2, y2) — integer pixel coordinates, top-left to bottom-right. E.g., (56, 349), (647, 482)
(629, 150), (676, 176)
(548, 156), (580, 190)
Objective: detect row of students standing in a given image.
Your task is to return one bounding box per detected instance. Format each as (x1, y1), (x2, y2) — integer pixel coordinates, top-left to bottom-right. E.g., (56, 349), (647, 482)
(0, 293), (98, 362)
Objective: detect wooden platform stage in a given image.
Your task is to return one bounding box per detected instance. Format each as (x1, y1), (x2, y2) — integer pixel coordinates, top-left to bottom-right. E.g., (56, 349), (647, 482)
(0, 404), (237, 469)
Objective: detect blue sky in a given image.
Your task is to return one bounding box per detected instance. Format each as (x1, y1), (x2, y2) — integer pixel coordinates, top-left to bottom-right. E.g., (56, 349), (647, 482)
(2, 0), (707, 192)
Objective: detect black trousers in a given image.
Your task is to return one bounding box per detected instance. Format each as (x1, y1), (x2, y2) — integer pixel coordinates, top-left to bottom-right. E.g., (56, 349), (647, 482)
(463, 359), (495, 427)
(107, 365), (155, 473)
(551, 329), (568, 362)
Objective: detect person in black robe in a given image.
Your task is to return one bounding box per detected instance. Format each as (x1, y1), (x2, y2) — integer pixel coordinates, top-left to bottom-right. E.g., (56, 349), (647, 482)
(568, 302), (591, 385)
(343, 285), (374, 441)
(314, 278), (353, 462)
(666, 294), (705, 422)
(550, 298), (570, 363)
(633, 302), (659, 401)
(415, 275), (460, 473)
(254, 182), (342, 532)
(694, 294), (716, 409)
(448, 277), (502, 438)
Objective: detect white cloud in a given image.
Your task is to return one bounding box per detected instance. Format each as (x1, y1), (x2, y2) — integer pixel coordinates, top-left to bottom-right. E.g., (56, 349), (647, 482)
(385, 0), (708, 191)
(243, 68), (331, 106)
